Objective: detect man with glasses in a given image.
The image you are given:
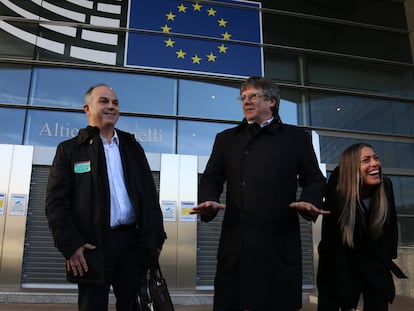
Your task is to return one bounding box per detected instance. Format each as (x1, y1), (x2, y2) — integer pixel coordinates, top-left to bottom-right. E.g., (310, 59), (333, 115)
(192, 76), (328, 311)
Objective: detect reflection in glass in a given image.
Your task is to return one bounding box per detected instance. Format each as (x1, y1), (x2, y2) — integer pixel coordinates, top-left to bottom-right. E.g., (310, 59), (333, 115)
(0, 22), (36, 58)
(116, 116), (175, 154)
(0, 65), (31, 105)
(178, 121), (235, 156)
(29, 67), (177, 114)
(279, 98), (298, 125)
(389, 175), (414, 246)
(264, 49), (299, 83)
(397, 215), (414, 247)
(261, 1), (407, 29)
(263, 13), (411, 63)
(0, 108), (25, 144)
(307, 56), (414, 98)
(390, 175), (414, 214)
(319, 136), (414, 170)
(24, 110), (176, 153)
(24, 110), (86, 146)
(310, 93), (414, 136)
(178, 80), (241, 120)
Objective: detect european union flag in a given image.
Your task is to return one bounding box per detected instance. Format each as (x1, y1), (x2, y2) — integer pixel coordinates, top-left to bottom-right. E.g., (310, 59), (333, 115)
(125, 0), (263, 77)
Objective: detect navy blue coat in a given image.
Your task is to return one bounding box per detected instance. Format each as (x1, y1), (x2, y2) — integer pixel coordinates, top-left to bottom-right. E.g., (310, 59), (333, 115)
(45, 126), (165, 284)
(199, 119), (326, 310)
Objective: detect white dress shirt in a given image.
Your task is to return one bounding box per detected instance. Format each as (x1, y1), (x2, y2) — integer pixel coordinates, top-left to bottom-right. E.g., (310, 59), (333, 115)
(248, 117), (274, 127)
(101, 130), (136, 228)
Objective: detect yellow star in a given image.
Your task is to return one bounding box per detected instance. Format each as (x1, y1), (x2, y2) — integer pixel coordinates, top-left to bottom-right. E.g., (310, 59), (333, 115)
(176, 49), (186, 59)
(164, 38), (175, 47)
(218, 44), (228, 53)
(193, 2), (202, 11)
(191, 54), (202, 64)
(177, 4), (187, 12)
(218, 18), (227, 27)
(222, 31), (231, 40)
(165, 12), (176, 21)
(161, 24), (171, 33)
(206, 52), (217, 62)
(207, 8), (216, 16)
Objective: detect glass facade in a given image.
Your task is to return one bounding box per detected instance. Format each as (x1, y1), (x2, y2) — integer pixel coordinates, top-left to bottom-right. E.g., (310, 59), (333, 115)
(310, 93), (414, 135)
(1, 0), (414, 290)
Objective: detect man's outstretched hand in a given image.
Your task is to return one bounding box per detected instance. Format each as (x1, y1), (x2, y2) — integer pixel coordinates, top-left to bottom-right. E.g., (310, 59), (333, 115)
(191, 201), (225, 216)
(289, 201), (330, 218)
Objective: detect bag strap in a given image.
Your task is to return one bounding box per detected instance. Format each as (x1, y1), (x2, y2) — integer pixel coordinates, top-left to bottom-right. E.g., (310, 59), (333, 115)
(391, 260), (407, 279)
(144, 263), (164, 280)
(156, 263), (164, 279)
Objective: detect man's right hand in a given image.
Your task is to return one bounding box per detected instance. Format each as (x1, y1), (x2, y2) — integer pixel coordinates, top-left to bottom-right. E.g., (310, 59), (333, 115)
(190, 200), (225, 216)
(66, 243), (96, 276)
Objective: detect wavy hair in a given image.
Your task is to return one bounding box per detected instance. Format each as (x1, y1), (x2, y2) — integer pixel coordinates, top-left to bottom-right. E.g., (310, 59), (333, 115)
(337, 143), (389, 247)
(240, 76), (281, 120)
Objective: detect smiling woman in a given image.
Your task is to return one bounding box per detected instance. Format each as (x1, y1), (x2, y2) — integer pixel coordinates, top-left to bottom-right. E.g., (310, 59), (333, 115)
(317, 142), (405, 311)
(359, 146), (383, 195)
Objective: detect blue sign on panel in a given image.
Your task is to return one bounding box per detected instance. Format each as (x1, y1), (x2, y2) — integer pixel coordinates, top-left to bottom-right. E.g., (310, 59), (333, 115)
(125, 0), (263, 77)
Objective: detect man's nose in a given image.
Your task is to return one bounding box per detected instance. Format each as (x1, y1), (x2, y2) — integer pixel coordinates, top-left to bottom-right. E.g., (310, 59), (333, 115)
(107, 101), (117, 108)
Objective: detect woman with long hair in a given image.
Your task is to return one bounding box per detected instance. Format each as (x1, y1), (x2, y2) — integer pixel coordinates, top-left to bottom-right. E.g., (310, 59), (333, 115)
(317, 142), (405, 311)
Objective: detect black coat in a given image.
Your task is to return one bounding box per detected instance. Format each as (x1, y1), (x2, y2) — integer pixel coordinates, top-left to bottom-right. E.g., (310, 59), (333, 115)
(317, 167), (399, 309)
(45, 126), (165, 284)
(199, 119), (326, 310)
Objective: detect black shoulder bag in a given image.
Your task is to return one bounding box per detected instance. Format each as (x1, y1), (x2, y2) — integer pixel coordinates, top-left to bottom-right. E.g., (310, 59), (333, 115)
(135, 265), (175, 311)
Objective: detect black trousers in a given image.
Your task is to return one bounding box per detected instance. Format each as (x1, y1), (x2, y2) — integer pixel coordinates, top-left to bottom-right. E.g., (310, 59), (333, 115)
(318, 283), (389, 311)
(78, 228), (141, 311)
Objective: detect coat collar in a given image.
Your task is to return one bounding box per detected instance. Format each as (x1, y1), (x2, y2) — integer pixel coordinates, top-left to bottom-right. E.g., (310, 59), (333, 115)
(236, 117), (283, 134)
(76, 126), (101, 144)
(76, 126), (136, 145)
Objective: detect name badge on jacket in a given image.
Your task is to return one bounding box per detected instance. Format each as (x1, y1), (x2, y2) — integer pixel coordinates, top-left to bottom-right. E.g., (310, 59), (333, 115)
(74, 161), (91, 173)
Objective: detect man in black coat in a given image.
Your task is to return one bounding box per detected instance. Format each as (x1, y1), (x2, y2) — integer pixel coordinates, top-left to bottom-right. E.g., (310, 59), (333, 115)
(45, 84), (165, 311)
(192, 76), (328, 311)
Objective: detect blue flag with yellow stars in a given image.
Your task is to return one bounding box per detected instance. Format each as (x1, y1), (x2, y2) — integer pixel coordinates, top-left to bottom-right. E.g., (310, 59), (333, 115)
(125, 0), (263, 77)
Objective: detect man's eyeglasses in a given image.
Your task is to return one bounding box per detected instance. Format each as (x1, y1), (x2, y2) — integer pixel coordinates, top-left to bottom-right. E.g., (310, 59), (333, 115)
(237, 93), (267, 103)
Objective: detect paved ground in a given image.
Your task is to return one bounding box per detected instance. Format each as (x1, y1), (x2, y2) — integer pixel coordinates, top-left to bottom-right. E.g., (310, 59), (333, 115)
(0, 295), (413, 310)
(0, 303), (313, 310)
